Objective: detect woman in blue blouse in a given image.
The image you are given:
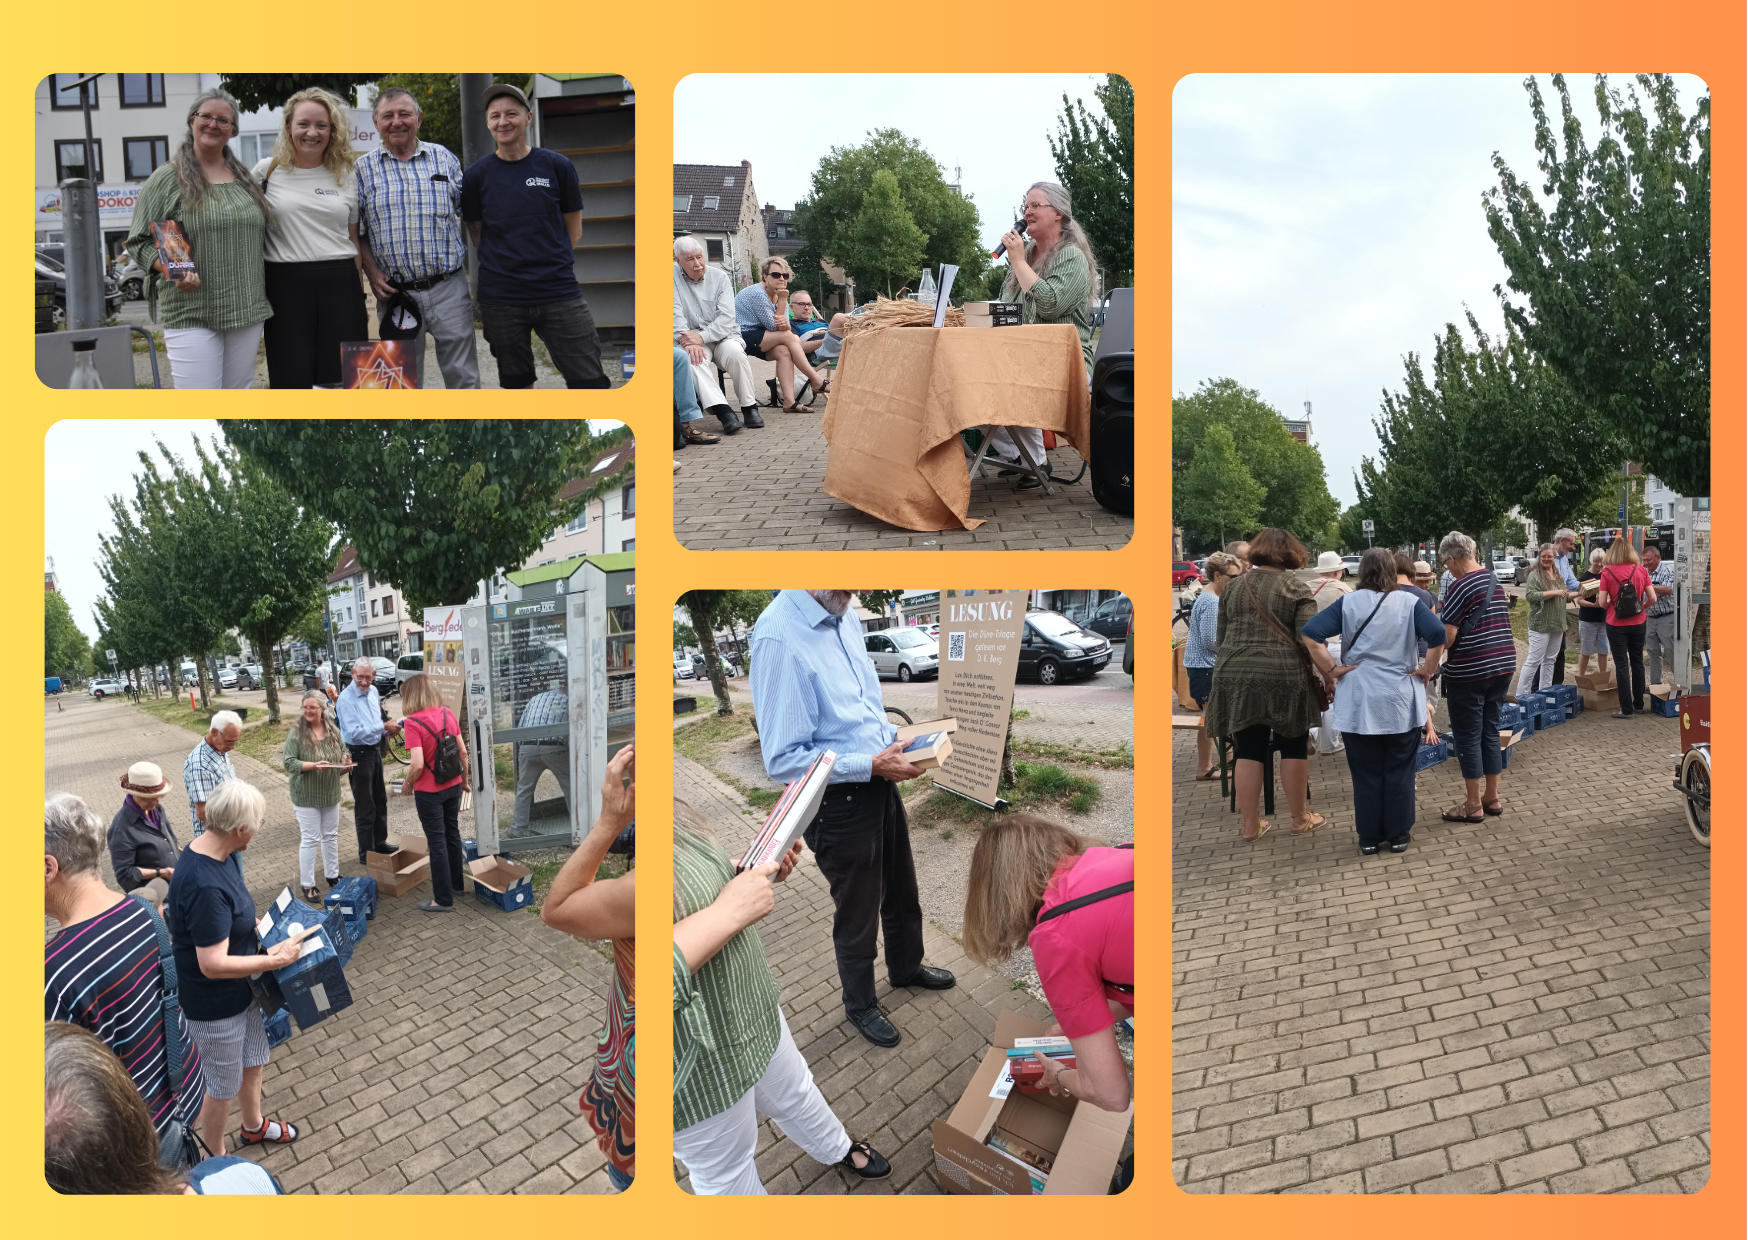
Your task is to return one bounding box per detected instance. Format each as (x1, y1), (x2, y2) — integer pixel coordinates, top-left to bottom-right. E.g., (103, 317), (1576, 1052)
(733, 257), (828, 412)
(1299, 548), (1447, 855)
(1186, 551), (1242, 779)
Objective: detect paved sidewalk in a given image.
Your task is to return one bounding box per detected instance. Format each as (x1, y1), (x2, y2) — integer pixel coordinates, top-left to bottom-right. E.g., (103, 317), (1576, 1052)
(1172, 705), (1710, 1194)
(45, 693), (620, 1194)
(672, 355), (1132, 551)
(673, 756), (1054, 1194)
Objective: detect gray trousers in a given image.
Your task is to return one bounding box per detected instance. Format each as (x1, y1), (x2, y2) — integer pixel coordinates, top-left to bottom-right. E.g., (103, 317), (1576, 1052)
(1644, 611), (1675, 686)
(402, 269), (480, 389)
(512, 742), (572, 830)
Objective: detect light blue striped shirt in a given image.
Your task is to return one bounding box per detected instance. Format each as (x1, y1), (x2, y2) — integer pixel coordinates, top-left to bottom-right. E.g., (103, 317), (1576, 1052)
(734, 284), (782, 333)
(750, 591), (893, 785)
(355, 141), (467, 283)
(335, 683), (384, 746)
(1185, 590), (1220, 668)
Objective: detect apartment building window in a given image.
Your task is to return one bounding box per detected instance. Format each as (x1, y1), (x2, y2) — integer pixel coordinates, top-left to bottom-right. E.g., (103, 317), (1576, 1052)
(51, 75), (98, 110)
(54, 139), (103, 182)
(382, 596), (394, 615)
(566, 511), (588, 534)
(117, 74), (165, 107)
(621, 484), (635, 517)
(370, 599), (378, 617)
(123, 137), (168, 179)
(621, 539), (635, 552)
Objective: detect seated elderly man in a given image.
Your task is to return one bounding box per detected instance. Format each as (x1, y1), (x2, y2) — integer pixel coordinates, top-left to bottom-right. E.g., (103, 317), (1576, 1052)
(673, 236), (763, 435)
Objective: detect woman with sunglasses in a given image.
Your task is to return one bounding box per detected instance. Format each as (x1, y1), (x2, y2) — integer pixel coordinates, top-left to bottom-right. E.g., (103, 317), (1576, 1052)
(733, 257), (830, 412)
(125, 88), (274, 389)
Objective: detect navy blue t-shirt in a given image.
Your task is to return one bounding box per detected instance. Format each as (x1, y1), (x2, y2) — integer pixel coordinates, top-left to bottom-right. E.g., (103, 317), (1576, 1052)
(164, 846), (258, 1022)
(460, 148), (583, 305)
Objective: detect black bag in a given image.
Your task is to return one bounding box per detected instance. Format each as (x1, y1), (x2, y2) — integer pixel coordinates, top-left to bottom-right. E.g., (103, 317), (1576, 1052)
(1610, 567), (1642, 619)
(135, 894), (207, 1171)
(1035, 845), (1134, 995)
(409, 708), (464, 784)
(378, 288), (423, 340)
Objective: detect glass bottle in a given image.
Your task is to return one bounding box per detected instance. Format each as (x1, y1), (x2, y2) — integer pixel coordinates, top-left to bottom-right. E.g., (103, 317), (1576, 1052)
(68, 338), (102, 388)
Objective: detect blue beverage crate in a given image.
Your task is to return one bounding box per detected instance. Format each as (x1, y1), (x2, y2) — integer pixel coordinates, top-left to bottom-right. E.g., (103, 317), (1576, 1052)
(1498, 701), (1523, 731)
(1414, 738), (1448, 771)
(1535, 694), (1564, 728)
(263, 1007), (292, 1050)
(1650, 695), (1680, 718)
(325, 875), (378, 922)
(463, 838), (480, 863)
(1566, 699), (1582, 720)
(1499, 742), (1514, 770)
(1545, 684), (1579, 706)
(259, 889), (355, 1032)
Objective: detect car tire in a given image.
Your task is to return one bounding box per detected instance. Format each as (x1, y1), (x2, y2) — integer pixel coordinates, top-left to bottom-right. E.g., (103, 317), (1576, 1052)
(124, 279), (143, 301)
(898, 664), (912, 683)
(1037, 658), (1060, 686)
(93, 690), (105, 700)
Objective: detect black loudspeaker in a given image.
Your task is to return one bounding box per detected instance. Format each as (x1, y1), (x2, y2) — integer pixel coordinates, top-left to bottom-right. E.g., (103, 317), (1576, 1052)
(1090, 351), (1134, 516)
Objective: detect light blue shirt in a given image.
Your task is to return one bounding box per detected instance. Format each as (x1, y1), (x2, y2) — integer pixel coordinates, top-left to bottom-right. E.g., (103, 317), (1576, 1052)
(335, 682), (384, 746)
(750, 590), (893, 785)
(734, 284), (782, 333)
(1185, 590), (1220, 668)
(1553, 550), (1582, 591)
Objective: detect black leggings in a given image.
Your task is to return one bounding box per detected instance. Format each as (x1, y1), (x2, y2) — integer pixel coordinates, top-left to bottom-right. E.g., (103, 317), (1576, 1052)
(263, 258), (368, 387)
(1231, 724), (1307, 763)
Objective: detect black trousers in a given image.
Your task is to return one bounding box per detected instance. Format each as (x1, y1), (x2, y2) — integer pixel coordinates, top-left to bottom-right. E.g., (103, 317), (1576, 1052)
(414, 784), (466, 905)
(479, 297), (611, 389)
(263, 258), (368, 388)
(347, 744), (390, 856)
(803, 779), (925, 1015)
(1606, 623), (1648, 714)
(1342, 729), (1422, 846)
(1551, 627), (1568, 684)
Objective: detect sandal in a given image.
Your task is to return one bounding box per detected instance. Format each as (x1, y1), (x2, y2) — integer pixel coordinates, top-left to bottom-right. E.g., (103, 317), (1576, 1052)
(301, 885), (321, 902)
(1195, 769), (1218, 782)
(1441, 804), (1484, 823)
(839, 1139), (892, 1181)
(1242, 820), (1273, 844)
(1291, 813), (1324, 835)
(1482, 800), (1504, 817)
(682, 426), (721, 445)
(240, 1116), (300, 1146)
(811, 377), (832, 395)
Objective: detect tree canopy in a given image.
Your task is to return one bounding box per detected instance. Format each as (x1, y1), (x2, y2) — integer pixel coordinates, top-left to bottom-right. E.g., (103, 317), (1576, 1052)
(1049, 74), (1134, 290)
(371, 74), (534, 161)
(217, 75), (383, 114)
(1484, 73), (1709, 497)
(221, 420), (632, 609)
(1172, 379), (1338, 548)
(1176, 424), (1264, 551)
(840, 169), (929, 299)
(46, 591), (92, 681)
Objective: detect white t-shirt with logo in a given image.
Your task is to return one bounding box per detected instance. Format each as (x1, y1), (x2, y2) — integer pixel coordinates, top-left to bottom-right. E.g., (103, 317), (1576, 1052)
(253, 159), (359, 264)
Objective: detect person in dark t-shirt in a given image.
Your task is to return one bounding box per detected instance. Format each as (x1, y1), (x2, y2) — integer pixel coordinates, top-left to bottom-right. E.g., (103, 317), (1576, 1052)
(461, 83), (609, 389)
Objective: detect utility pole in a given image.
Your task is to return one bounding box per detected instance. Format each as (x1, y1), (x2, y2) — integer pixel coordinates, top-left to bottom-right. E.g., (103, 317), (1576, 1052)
(63, 73), (107, 330)
(459, 74), (493, 299)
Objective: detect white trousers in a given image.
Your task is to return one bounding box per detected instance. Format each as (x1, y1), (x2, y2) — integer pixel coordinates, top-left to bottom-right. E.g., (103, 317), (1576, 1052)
(1516, 629), (1561, 699)
(163, 322), (264, 389)
(987, 425), (1047, 466)
(674, 1014), (851, 1195)
(689, 336), (758, 411)
(294, 803), (341, 887)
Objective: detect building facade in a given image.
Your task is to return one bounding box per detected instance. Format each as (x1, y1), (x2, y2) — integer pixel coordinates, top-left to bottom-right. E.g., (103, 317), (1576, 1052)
(673, 161), (767, 287)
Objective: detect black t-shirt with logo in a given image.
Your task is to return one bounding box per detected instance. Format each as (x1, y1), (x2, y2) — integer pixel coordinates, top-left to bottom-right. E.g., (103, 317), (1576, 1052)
(460, 147), (584, 306)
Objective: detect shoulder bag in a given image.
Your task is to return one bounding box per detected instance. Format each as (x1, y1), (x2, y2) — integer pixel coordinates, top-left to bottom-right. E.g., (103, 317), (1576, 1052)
(1036, 845), (1134, 995)
(1242, 571), (1334, 710)
(133, 895), (207, 1171)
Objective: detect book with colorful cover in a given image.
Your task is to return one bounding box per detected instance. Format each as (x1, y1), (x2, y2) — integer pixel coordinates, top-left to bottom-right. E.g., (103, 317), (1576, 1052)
(341, 340), (418, 389)
(737, 750), (835, 872)
(148, 220), (196, 281)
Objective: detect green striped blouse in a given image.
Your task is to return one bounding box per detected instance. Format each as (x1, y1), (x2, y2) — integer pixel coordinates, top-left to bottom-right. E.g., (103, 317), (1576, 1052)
(673, 825), (782, 1131)
(282, 724), (346, 809)
(1006, 242), (1095, 369)
(125, 163), (273, 331)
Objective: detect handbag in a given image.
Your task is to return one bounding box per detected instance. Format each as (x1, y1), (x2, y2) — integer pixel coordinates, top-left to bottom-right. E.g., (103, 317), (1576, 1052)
(1242, 571), (1334, 711)
(134, 894), (207, 1171)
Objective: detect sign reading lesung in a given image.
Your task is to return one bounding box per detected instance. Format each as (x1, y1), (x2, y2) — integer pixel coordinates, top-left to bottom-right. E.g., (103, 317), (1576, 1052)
(932, 590), (1024, 807)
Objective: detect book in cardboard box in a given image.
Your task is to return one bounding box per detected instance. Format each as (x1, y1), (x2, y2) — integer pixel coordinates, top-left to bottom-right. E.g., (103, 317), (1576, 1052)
(932, 1010), (1131, 1195)
(736, 750), (835, 872)
(256, 887), (354, 1031)
(469, 855), (533, 911)
(894, 716), (957, 770)
(367, 834), (430, 896)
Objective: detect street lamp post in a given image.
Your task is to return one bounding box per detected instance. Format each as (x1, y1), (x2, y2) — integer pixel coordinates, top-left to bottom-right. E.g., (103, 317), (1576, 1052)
(63, 73), (108, 330)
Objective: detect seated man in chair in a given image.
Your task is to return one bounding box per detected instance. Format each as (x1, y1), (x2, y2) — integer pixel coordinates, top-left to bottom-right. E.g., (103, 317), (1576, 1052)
(673, 236), (763, 435)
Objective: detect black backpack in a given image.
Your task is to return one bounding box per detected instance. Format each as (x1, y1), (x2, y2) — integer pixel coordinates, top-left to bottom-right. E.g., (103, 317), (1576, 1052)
(409, 708), (463, 784)
(1611, 568), (1642, 619)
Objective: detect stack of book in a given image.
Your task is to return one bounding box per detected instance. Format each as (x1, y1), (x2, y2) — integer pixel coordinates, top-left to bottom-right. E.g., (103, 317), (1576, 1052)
(895, 716), (958, 769)
(961, 300), (1024, 328)
(736, 750), (836, 872)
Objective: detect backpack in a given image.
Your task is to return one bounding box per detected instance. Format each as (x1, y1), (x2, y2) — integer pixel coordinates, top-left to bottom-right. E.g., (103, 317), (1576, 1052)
(1610, 567), (1642, 619)
(409, 708), (463, 784)
(1035, 845), (1134, 995)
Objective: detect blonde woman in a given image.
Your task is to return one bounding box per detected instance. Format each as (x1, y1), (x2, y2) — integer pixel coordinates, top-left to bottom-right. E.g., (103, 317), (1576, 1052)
(252, 87), (366, 387)
(282, 689), (351, 901)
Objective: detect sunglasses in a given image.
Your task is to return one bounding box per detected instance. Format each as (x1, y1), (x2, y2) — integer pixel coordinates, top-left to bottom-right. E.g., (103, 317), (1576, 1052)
(768, 271), (791, 280)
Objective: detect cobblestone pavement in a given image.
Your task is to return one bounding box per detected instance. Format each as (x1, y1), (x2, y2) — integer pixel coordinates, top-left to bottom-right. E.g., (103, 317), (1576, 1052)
(1172, 704), (1710, 1194)
(45, 693), (620, 1194)
(671, 354), (1132, 551)
(673, 756), (1054, 1194)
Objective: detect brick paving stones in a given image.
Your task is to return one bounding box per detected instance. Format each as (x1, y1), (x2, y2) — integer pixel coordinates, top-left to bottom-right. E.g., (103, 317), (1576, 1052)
(1173, 702), (1709, 1194)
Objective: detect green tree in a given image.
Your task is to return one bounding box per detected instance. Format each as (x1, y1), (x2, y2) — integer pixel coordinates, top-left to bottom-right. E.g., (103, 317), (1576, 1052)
(1175, 424), (1264, 550)
(1484, 73), (1709, 496)
(857, 590), (908, 619)
(838, 169), (928, 299)
(221, 421), (632, 608)
(790, 129), (990, 303)
(673, 620), (698, 651)
(679, 591), (734, 715)
(372, 73), (534, 161)
(45, 591), (92, 681)
(218, 74), (384, 113)
(1574, 472), (1650, 531)
(1172, 379), (1338, 544)
(1048, 74), (1134, 289)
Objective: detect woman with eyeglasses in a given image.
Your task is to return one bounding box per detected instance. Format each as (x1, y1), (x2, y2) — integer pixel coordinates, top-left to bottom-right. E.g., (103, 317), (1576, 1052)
(733, 257), (830, 412)
(125, 88), (274, 389)
(251, 88), (366, 388)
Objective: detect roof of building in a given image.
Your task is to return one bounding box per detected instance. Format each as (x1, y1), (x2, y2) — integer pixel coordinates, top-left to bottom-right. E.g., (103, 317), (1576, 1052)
(675, 162), (751, 233)
(507, 551), (634, 586)
(328, 545), (359, 584)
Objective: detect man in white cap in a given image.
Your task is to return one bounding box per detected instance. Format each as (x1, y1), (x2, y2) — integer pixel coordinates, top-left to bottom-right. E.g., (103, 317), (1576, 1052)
(1310, 551), (1351, 614)
(110, 761), (181, 909)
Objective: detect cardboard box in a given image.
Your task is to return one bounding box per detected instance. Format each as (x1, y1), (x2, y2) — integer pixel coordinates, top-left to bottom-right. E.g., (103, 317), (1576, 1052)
(263, 1007), (292, 1050)
(932, 1010), (1131, 1195)
(895, 716), (958, 770)
(367, 835), (430, 897)
(1648, 683), (1675, 700)
(257, 888), (354, 1031)
(469, 855), (533, 911)
(1580, 688), (1616, 712)
(1575, 671), (1616, 692)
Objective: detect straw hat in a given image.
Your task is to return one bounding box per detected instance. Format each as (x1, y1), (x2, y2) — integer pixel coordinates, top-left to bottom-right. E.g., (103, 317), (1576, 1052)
(1315, 551), (1346, 574)
(1412, 561), (1434, 577)
(120, 761), (171, 800)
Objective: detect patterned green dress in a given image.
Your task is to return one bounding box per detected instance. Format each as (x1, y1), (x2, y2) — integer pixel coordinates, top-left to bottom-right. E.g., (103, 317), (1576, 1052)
(1204, 568), (1323, 738)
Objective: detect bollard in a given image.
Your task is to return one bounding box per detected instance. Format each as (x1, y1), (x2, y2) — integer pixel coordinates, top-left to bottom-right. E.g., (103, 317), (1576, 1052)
(189, 690), (196, 711)
(61, 178), (107, 330)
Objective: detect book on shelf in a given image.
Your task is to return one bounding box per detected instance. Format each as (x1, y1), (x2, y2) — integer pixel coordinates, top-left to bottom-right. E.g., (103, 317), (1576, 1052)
(736, 750), (835, 872)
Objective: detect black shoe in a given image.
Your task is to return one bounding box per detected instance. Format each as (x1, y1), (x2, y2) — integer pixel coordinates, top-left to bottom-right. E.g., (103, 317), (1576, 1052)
(739, 406), (763, 429)
(839, 1139), (892, 1181)
(714, 406), (742, 434)
(325, 874), (341, 888)
(847, 1005), (901, 1047)
(1016, 468), (1054, 491)
(891, 965), (956, 991)
(1388, 838), (1411, 853)
(358, 850), (369, 865)
(1359, 843), (1380, 856)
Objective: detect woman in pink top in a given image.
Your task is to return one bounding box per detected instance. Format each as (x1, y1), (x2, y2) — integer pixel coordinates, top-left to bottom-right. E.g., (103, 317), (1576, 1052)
(1596, 536), (1653, 719)
(962, 815), (1133, 1112)
(396, 674), (471, 912)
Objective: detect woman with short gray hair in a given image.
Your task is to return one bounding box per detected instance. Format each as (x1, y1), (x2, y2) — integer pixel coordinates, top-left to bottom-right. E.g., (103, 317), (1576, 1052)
(1576, 545), (1612, 680)
(1433, 532), (1517, 822)
(165, 779), (310, 1155)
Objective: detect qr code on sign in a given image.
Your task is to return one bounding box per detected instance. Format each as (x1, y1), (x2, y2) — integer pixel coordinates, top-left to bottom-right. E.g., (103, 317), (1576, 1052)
(947, 632), (966, 661)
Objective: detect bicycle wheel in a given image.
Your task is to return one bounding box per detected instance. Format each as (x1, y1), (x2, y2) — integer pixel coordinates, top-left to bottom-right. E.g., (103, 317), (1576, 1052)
(1681, 748), (1710, 848)
(384, 730), (410, 766)
(885, 706), (913, 727)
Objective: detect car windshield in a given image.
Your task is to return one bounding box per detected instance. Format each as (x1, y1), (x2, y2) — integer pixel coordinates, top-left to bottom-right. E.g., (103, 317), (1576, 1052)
(1029, 613), (1083, 638)
(891, 630), (932, 649)
(37, 251), (64, 272)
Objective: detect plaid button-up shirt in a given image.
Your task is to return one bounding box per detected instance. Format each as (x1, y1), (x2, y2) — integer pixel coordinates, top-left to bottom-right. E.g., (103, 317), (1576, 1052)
(1646, 560), (1676, 617)
(355, 141), (467, 284)
(182, 739), (236, 835)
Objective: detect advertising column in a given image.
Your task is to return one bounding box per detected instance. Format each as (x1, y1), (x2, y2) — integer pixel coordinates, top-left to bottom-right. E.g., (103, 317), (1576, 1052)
(932, 589), (1024, 807)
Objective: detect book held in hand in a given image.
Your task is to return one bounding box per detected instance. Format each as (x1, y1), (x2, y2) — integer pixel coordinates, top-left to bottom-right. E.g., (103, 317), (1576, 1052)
(736, 750), (836, 872)
(341, 340), (418, 389)
(894, 716), (958, 770)
(149, 220), (196, 281)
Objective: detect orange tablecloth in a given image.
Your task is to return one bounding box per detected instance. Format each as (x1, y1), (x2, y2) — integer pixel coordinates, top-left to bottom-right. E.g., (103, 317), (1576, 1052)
(820, 323), (1091, 530)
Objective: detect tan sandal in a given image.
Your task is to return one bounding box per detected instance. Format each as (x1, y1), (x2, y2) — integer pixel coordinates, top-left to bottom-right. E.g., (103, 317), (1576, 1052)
(1242, 820), (1273, 844)
(1292, 812), (1325, 835)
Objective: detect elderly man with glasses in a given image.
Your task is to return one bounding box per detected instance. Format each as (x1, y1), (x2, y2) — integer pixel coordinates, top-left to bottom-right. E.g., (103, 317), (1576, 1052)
(672, 235), (762, 435)
(734, 257), (831, 413)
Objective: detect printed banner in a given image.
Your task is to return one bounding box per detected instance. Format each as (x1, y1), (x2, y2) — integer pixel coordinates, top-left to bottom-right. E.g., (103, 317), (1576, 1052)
(933, 589), (1024, 807)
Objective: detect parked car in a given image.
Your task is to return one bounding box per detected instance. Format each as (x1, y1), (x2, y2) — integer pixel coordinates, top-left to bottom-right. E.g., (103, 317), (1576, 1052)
(35, 248), (123, 327)
(367, 656), (398, 694)
(89, 678), (127, 699)
(216, 666), (238, 689)
(1122, 613), (1134, 677)
(673, 651), (693, 678)
(1492, 558), (1515, 584)
(113, 255), (145, 300)
(395, 653), (425, 688)
(238, 663), (264, 689)
(865, 627), (939, 682)
(1018, 610), (1112, 685)
(1086, 594), (1133, 640)
(1342, 555), (1363, 574)
(1172, 562), (1201, 587)
(691, 653), (739, 679)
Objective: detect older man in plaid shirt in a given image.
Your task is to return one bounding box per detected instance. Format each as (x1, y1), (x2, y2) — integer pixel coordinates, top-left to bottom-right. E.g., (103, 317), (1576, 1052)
(183, 710), (241, 837)
(1642, 544), (1678, 686)
(356, 87), (480, 388)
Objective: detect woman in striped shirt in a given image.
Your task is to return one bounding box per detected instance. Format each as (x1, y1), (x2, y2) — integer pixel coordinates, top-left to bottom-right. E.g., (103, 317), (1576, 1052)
(1434, 531), (1518, 822)
(672, 799), (890, 1193)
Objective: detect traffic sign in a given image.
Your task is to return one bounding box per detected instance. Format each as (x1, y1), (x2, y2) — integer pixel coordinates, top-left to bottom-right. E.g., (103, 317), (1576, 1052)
(1361, 519), (1375, 533)
(105, 648), (115, 661)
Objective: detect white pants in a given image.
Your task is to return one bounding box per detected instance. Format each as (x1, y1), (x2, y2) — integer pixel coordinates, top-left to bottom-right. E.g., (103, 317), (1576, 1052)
(674, 1014), (851, 1195)
(294, 803), (341, 887)
(163, 322), (264, 389)
(689, 336), (757, 411)
(1516, 629), (1561, 699)
(987, 425), (1047, 466)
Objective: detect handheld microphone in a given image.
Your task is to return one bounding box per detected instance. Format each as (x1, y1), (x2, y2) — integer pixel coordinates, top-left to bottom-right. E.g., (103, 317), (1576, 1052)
(992, 220), (1025, 260)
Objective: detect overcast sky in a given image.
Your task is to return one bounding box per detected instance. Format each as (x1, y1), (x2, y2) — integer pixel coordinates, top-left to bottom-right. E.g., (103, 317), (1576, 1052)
(45, 420), (623, 649)
(674, 74), (1115, 254)
(1173, 73), (1708, 508)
